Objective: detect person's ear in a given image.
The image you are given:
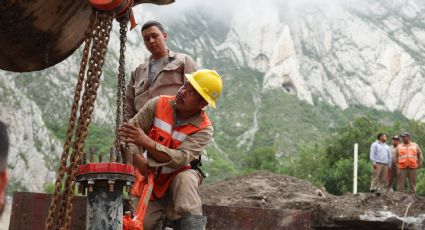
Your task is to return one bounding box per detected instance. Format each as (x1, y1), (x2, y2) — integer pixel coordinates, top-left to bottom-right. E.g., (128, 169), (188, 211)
(163, 32), (168, 41)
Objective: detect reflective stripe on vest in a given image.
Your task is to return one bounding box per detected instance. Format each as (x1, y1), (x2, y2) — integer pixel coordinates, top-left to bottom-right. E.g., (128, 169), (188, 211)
(152, 119), (190, 148)
(154, 117), (172, 134)
(172, 131), (188, 142)
(399, 154), (418, 160)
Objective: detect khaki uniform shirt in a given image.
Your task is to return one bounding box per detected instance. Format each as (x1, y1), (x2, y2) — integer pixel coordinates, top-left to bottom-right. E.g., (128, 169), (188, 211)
(125, 50), (197, 120)
(390, 145), (397, 164)
(128, 97), (213, 169)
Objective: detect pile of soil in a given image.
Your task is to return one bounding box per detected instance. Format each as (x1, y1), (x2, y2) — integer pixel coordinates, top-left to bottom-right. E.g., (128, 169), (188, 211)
(201, 171), (328, 210)
(201, 171), (425, 228)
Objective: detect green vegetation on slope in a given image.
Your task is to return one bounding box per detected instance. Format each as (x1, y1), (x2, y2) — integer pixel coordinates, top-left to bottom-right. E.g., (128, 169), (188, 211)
(47, 121), (115, 160)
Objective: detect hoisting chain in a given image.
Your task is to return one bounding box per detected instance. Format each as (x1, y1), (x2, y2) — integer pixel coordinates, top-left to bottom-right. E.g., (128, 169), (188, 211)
(114, 11), (129, 160)
(44, 10), (96, 230)
(115, 11), (135, 215)
(44, 9), (116, 230)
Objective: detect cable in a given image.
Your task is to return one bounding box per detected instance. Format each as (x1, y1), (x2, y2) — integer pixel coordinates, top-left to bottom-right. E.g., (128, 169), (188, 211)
(401, 200), (414, 230)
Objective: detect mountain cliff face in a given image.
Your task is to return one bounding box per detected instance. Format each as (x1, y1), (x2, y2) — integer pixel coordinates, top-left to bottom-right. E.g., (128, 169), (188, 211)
(0, 0), (424, 192)
(160, 0), (425, 120)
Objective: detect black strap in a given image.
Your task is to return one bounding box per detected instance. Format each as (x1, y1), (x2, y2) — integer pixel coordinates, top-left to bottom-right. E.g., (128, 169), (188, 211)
(190, 156), (206, 178)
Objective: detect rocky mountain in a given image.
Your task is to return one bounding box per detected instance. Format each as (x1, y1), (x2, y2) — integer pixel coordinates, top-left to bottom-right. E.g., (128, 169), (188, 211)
(162, 0), (425, 120)
(0, 0), (423, 193)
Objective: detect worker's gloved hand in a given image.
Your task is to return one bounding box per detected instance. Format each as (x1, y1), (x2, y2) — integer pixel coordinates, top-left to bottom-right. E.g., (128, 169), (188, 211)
(372, 164), (377, 170)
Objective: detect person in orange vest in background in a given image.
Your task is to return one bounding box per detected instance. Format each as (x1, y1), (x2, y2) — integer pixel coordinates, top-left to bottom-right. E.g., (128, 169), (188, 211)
(0, 121), (9, 216)
(119, 69), (222, 230)
(395, 132), (423, 194)
(387, 135), (400, 191)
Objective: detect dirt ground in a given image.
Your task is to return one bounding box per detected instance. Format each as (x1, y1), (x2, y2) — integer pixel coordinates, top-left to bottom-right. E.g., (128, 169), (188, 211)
(201, 171), (328, 210)
(201, 171), (425, 228)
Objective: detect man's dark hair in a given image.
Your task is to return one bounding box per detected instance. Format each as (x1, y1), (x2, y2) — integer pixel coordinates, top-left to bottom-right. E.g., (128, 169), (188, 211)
(377, 133), (385, 140)
(0, 121), (9, 171)
(141, 20), (165, 33)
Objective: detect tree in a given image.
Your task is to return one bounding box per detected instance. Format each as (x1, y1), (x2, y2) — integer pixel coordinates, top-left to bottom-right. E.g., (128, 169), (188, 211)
(244, 147), (279, 172)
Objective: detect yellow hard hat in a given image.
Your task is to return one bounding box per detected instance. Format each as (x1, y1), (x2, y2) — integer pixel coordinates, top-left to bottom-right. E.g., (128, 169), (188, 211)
(185, 69), (223, 108)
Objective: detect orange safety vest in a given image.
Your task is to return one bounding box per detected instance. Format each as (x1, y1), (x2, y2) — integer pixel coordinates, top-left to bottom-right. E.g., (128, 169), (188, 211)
(132, 95), (211, 199)
(398, 142), (419, 169)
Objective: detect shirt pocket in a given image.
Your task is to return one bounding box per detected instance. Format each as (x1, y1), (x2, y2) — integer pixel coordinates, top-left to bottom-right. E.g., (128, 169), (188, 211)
(133, 79), (146, 96)
(156, 64), (184, 86)
(162, 61), (183, 73)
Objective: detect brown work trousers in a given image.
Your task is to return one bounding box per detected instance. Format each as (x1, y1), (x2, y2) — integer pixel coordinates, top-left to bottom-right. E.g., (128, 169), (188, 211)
(387, 163), (397, 190)
(370, 163), (388, 191)
(141, 169), (203, 230)
(397, 167), (417, 194)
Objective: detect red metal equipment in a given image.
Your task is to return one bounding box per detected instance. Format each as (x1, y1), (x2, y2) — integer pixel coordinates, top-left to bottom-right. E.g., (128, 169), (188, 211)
(89, 0), (138, 29)
(123, 171), (155, 230)
(76, 161), (136, 229)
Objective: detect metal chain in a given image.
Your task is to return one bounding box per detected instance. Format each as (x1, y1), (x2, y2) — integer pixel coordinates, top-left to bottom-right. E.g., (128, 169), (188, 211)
(116, 11), (134, 215)
(44, 10), (114, 230)
(45, 7), (132, 230)
(55, 12), (105, 228)
(44, 11), (96, 230)
(114, 12), (129, 162)
(62, 12), (114, 230)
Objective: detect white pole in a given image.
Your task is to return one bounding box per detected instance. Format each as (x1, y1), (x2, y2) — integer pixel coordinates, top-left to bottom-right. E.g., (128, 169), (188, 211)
(353, 143), (358, 194)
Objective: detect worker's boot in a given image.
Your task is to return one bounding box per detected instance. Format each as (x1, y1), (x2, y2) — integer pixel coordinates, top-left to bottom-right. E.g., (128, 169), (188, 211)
(177, 214), (207, 230)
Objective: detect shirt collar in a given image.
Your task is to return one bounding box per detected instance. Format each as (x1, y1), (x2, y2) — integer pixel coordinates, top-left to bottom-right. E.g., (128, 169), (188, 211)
(170, 100), (202, 128)
(148, 49), (176, 64)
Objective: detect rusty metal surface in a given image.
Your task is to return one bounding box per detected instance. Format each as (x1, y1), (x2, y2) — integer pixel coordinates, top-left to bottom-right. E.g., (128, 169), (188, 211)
(9, 192), (87, 230)
(203, 205), (311, 230)
(10, 192), (312, 230)
(0, 0), (174, 72)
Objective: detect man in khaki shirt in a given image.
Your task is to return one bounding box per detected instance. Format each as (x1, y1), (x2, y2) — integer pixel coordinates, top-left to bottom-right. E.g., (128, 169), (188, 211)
(125, 20), (197, 120)
(120, 69), (223, 230)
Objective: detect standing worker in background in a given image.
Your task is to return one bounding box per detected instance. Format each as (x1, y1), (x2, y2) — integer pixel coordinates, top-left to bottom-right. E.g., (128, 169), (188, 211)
(396, 132), (422, 194)
(0, 121), (9, 216)
(369, 133), (391, 193)
(125, 20), (197, 120)
(387, 135), (400, 191)
(120, 69), (223, 229)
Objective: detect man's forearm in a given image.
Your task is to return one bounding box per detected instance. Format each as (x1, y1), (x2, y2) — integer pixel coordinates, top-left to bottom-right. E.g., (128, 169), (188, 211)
(143, 137), (172, 163)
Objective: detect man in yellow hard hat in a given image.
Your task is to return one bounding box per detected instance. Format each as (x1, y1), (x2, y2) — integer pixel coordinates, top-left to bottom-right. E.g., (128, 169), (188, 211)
(119, 69), (222, 230)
